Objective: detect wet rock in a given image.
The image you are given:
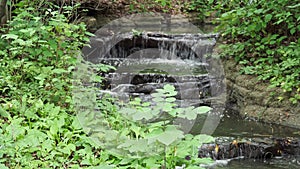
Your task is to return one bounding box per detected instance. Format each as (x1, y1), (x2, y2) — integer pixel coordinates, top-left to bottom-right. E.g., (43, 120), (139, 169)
(198, 137), (300, 161)
(134, 83), (160, 94)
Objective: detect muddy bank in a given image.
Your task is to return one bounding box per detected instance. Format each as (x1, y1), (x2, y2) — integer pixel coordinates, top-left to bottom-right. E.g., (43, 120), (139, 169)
(222, 58), (300, 128)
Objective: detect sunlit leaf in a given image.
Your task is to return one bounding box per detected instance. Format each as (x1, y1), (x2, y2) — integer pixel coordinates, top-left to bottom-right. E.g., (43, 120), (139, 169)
(155, 126), (184, 146)
(163, 84), (175, 92)
(1, 34), (18, 39)
(194, 134), (215, 144)
(165, 97), (176, 102)
(195, 106), (211, 114)
(0, 106), (11, 119)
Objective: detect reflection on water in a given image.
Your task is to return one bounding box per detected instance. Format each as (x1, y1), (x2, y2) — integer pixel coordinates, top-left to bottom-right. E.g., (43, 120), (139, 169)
(191, 113), (300, 169)
(218, 158), (300, 169)
(213, 115), (299, 138)
(191, 113), (299, 138)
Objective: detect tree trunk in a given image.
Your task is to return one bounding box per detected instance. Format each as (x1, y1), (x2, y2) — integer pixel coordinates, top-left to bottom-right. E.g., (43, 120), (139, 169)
(0, 0), (7, 26)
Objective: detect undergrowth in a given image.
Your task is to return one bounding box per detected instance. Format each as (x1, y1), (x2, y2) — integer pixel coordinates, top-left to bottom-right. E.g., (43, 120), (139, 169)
(0, 1), (100, 168)
(0, 0), (215, 168)
(216, 0), (300, 103)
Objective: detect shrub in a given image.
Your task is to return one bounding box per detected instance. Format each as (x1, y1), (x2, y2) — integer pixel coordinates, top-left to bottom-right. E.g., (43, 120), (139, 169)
(216, 0), (300, 103)
(0, 1), (101, 168)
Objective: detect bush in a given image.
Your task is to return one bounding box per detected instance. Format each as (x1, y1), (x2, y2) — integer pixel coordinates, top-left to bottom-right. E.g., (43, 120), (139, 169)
(0, 1), (101, 168)
(216, 0), (300, 103)
(0, 1), (215, 168)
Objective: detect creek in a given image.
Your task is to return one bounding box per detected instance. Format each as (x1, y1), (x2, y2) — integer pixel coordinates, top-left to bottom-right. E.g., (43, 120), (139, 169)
(81, 14), (300, 169)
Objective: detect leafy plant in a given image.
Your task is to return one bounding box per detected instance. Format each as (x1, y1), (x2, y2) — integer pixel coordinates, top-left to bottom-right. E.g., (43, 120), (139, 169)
(0, 0), (109, 168)
(0, 0), (217, 168)
(76, 81), (213, 168)
(187, 0), (215, 23)
(216, 0), (300, 103)
(128, 0), (185, 14)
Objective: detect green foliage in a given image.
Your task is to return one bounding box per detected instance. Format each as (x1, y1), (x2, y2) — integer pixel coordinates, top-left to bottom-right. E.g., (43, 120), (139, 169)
(187, 0), (249, 23)
(131, 29), (143, 36)
(128, 0), (186, 14)
(0, 1), (91, 106)
(216, 0), (300, 103)
(0, 1), (106, 168)
(0, 1), (216, 168)
(187, 0), (215, 22)
(77, 82), (213, 168)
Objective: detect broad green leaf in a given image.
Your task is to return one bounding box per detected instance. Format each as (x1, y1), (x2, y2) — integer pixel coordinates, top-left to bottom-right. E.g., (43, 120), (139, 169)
(162, 103), (173, 112)
(143, 158), (161, 168)
(0, 106), (11, 119)
(168, 109), (177, 117)
(0, 164), (9, 169)
(194, 134), (215, 144)
(177, 106), (198, 120)
(142, 102), (151, 107)
(264, 14), (272, 22)
(117, 139), (148, 153)
(155, 89), (165, 94)
(165, 90), (177, 97)
(1, 34), (18, 40)
(13, 39), (26, 45)
(81, 158), (92, 165)
(163, 84), (175, 92)
(130, 125), (142, 137)
(132, 110), (153, 121)
(42, 50), (52, 57)
(194, 157), (214, 165)
(195, 106), (211, 114)
(71, 117), (82, 130)
(48, 39), (58, 49)
(165, 97), (176, 102)
(92, 165), (115, 169)
(180, 110), (197, 120)
(290, 28), (296, 35)
(104, 130), (119, 141)
(52, 68), (67, 74)
(146, 128), (164, 144)
(155, 126), (184, 146)
(128, 139), (148, 153)
(119, 107), (135, 117)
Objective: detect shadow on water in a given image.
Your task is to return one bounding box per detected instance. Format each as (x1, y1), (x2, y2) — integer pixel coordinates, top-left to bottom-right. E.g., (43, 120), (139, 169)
(218, 158), (300, 169)
(191, 113), (300, 169)
(191, 113), (299, 138)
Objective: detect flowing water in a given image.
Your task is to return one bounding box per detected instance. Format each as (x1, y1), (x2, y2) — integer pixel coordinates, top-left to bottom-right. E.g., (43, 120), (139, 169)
(82, 14), (300, 169)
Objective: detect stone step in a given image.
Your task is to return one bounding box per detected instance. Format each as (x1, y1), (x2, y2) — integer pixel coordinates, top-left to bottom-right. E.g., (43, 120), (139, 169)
(104, 72), (212, 85)
(99, 58), (209, 70)
(82, 31), (217, 64)
(97, 90), (209, 107)
(108, 82), (211, 99)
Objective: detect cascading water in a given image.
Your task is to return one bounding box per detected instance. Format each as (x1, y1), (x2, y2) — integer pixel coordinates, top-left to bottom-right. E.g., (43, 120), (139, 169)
(95, 32), (219, 108)
(80, 13), (226, 138)
(76, 13), (300, 169)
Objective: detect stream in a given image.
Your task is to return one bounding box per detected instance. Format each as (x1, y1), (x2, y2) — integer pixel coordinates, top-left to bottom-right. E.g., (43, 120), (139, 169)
(81, 13), (300, 169)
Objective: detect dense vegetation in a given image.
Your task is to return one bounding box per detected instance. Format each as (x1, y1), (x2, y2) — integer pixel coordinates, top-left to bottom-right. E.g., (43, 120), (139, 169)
(216, 0), (300, 103)
(0, 0), (299, 168)
(0, 1), (99, 168)
(0, 0), (213, 168)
